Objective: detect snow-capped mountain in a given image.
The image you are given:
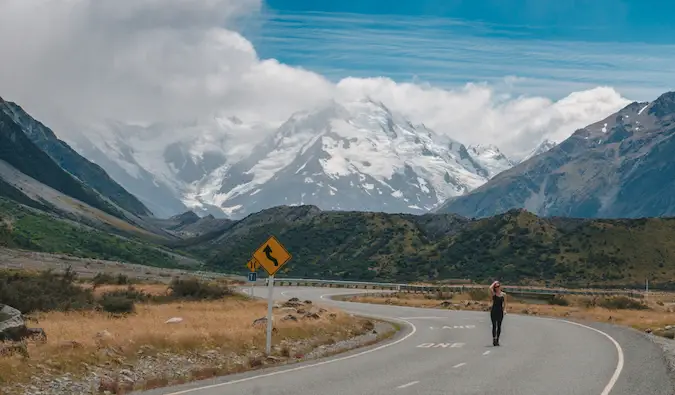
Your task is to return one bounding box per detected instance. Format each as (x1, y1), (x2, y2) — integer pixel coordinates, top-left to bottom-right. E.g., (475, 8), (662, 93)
(467, 144), (514, 178)
(520, 139), (557, 163)
(186, 99), (500, 217)
(67, 98), (516, 218)
(65, 116), (272, 218)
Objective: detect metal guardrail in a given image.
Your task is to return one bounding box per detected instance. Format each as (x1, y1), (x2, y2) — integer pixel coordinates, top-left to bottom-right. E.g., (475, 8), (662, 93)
(264, 278), (646, 299)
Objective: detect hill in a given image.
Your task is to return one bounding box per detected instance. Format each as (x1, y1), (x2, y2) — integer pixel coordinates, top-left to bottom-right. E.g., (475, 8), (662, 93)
(438, 91), (675, 219)
(0, 197), (197, 268)
(178, 205), (675, 289)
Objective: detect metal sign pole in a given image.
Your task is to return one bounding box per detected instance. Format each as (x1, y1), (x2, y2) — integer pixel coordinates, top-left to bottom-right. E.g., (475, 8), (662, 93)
(265, 274), (275, 355)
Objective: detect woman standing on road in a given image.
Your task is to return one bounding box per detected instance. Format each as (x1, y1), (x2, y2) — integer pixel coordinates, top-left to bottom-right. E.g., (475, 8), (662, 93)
(489, 281), (507, 346)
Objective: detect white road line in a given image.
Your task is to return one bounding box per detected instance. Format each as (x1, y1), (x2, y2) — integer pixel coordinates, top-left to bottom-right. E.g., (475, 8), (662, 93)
(396, 381), (420, 389)
(483, 351), (490, 356)
(554, 319), (624, 395)
(163, 314), (417, 394)
(453, 362), (466, 368)
(397, 316), (448, 320)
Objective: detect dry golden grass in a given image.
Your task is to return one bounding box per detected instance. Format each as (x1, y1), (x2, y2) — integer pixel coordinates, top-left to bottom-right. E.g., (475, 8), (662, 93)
(85, 283), (172, 297)
(0, 298), (366, 387)
(350, 292), (675, 332)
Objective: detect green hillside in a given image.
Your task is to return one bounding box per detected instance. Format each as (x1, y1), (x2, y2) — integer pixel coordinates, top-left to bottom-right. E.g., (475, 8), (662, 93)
(0, 198), (181, 268)
(178, 206), (675, 289)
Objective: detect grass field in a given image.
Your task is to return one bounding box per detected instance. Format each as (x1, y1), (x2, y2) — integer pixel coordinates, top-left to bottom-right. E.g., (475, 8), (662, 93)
(0, 296), (371, 393)
(346, 291), (675, 334)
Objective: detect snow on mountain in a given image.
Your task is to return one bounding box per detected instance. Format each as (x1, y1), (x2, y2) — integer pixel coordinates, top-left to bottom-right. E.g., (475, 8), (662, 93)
(185, 99), (499, 218)
(467, 144), (514, 178)
(520, 139), (558, 163)
(65, 116), (273, 218)
(67, 98), (516, 219)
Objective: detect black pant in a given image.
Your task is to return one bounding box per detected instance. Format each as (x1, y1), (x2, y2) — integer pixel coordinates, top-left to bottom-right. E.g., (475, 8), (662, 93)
(491, 310), (503, 339)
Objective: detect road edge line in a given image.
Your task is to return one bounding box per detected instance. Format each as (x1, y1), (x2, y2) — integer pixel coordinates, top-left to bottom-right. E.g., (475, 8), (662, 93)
(543, 318), (624, 395)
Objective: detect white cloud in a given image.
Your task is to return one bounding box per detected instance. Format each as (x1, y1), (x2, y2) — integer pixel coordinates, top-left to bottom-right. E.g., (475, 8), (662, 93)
(0, 0), (633, 158)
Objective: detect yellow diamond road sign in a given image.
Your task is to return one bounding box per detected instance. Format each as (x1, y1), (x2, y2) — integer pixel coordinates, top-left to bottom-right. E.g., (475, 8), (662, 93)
(253, 236), (292, 276)
(246, 257), (259, 272)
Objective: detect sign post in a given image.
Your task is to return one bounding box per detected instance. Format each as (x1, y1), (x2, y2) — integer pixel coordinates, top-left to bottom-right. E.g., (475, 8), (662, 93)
(246, 258), (259, 297)
(252, 235), (292, 355)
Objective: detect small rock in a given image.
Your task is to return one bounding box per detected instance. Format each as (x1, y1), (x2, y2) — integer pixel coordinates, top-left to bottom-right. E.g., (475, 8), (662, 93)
(288, 297), (300, 302)
(304, 300), (312, 305)
(281, 315), (297, 322)
(646, 328), (653, 333)
(165, 317), (183, 324)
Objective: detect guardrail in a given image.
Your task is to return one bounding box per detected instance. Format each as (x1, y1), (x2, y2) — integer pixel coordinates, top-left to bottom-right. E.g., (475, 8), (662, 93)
(264, 278), (646, 299)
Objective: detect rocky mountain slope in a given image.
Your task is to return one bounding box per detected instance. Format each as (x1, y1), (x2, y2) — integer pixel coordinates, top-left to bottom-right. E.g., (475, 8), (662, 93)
(174, 205), (675, 288)
(438, 91), (675, 219)
(69, 99), (514, 219)
(0, 95), (183, 240)
(1, 99), (152, 217)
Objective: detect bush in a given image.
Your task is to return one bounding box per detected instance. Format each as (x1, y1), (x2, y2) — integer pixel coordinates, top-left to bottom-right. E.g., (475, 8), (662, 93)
(92, 272), (131, 288)
(169, 277), (233, 301)
(549, 295), (570, 306)
(0, 267), (95, 313)
(99, 294), (136, 315)
(597, 296), (648, 310)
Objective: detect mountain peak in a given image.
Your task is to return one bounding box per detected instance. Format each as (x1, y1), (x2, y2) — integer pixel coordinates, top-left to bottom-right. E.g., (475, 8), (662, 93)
(649, 91), (675, 117)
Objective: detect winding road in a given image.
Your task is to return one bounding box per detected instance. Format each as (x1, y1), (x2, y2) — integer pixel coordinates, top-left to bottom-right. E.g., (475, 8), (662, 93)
(138, 286), (673, 395)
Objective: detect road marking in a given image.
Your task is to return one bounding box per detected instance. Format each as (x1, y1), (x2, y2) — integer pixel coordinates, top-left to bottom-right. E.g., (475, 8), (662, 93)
(483, 350), (490, 356)
(397, 381), (420, 389)
(442, 325), (476, 329)
(553, 319), (624, 395)
(281, 291), (291, 297)
(162, 315), (417, 395)
(416, 342), (464, 348)
(453, 362), (466, 368)
(397, 316), (449, 320)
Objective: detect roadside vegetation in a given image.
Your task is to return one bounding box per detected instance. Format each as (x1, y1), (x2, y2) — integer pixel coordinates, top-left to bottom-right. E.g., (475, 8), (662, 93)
(0, 268), (378, 395)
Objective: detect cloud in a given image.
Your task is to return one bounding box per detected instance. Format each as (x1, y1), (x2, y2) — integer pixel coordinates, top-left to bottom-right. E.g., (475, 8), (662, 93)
(0, 0), (635, 158)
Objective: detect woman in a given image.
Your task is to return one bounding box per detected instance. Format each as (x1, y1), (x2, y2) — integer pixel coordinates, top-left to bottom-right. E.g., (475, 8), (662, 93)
(489, 281), (507, 346)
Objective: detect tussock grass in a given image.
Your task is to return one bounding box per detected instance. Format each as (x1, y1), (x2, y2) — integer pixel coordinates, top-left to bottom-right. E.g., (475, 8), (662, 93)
(0, 298), (365, 386)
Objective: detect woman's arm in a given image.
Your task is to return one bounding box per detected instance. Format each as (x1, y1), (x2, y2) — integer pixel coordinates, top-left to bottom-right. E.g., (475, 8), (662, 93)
(488, 281), (497, 296)
(503, 293), (507, 313)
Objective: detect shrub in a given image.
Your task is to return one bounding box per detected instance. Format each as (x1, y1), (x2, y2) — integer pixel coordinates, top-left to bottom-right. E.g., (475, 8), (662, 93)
(549, 295), (570, 306)
(99, 294), (136, 315)
(597, 296), (648, 310)
(0, 267), (95, 313)
(168, 277), (233, 301)
(92, 272), (131, 288)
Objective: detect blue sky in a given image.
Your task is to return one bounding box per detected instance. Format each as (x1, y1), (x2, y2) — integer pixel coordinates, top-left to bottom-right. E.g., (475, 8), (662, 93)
(241, 0), (675, 101)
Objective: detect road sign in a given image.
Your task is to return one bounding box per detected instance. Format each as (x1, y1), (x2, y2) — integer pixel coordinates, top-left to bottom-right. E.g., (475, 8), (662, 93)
(248, 272), (257, 282)
(246, 258), (259, 272)
(253, 236), (292, 276)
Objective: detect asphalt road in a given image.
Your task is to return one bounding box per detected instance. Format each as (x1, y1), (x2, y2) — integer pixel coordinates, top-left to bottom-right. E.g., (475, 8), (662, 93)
(137, 286), (674, 395)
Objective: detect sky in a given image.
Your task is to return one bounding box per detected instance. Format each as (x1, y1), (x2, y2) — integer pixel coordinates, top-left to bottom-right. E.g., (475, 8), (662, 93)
(0, 0), (673, 158)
